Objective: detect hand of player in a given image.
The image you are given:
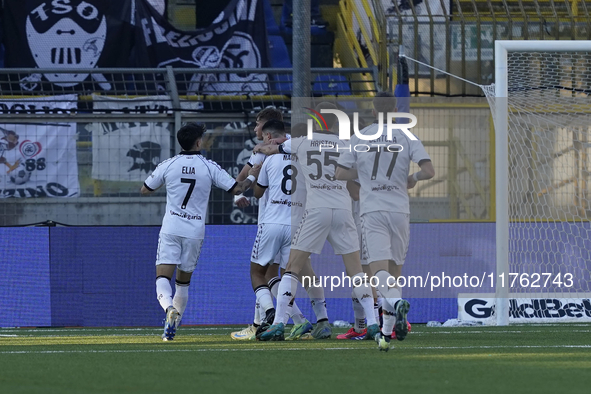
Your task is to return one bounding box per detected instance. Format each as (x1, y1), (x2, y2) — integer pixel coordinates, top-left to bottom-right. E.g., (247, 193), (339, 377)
(253, 143), (265, 154)
(407, 174), (417, 189)
(248, 164), (261, 178)
(268, 137), (287, 145)
(234, 194), (250, 208)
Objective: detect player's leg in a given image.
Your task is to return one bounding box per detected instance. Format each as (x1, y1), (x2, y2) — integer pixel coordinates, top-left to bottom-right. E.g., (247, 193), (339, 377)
(155, 233), (182, 341)
(164, 237), (203, 339)
(329, 209), (379, 339)
(362, 264), (381, 330)
(361, 211), (406, 350)
(173, 269), (191, 324)
(259, 209), (331, 341)
(250, 224), (279, 336)
(386, 212), (411, 341)
(275, 238), (313, 340)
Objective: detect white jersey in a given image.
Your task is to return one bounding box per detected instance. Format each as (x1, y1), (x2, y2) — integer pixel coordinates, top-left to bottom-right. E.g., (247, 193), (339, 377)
(291, 153), (306, 226)
(248, 134), (291, 222)
(256, 153), (300, 225)
(288, 133), (352, 211)
(144, 152), (236, 239)
(337, 123), (431, 215)
(247, 151), (268, 221)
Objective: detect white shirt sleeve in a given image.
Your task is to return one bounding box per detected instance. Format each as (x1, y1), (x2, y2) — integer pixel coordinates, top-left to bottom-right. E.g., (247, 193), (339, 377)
(409, 140), (431, 164)
(279, 138), (292, 154)
(257, 159), (270, 188)
(247, 152), (266, 167)
(336, 137), (357, 169)
(207, 159), (237, 192)
(144, 161), (166, 191)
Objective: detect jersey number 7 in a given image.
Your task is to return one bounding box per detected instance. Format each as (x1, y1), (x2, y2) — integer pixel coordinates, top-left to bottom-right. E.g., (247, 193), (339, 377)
(180, 178), (196, 209)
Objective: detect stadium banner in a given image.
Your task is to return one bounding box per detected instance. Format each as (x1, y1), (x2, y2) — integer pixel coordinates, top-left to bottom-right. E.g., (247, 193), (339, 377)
(88, 95), (178, 182)
(458, 294), (591, 323)
(0, 95), (79, 198)
(2, 0), (135, 92)
(133, 0), (269, 95)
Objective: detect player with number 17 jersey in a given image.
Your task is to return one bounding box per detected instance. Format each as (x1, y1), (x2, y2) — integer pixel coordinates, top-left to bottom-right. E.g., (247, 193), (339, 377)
(337, 125), (430, 216)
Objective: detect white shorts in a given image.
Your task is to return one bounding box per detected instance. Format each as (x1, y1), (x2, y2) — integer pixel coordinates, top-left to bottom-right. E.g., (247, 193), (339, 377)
(292, 208), (359, 255)
(360, 211), (410, 265)
(156, 233), (204, 273)
(251, 223), (292, 268)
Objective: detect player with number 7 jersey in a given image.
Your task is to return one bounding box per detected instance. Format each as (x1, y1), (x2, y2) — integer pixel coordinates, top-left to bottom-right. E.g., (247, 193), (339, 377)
(141, 123), (259, 341)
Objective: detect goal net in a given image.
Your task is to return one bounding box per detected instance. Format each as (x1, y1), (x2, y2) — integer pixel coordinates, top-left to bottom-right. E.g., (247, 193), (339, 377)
(485, 41), (591, 325)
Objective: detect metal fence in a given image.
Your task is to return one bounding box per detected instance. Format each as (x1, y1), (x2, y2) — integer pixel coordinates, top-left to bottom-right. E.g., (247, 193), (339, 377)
(336, 0), (591, 96)
(0, 67), (378, 226)
(0, 67), (495, 226)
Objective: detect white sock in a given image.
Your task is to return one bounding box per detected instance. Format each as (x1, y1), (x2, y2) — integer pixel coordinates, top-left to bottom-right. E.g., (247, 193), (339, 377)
(375, 270), (402, 306)
(375, 270), (402, 335)
(172, 281), (189, 317)
(351, 273), (377, 327)
(381, 301), (397, 336)
(270, 276), (306, 324)
(306, 278), (328, 322)
(374, 302), (380, 325)
(273, 272), (299, 325)
(269, 276), (290, 322)
(254, 285), (274, 315)
(156, 277), (173, 312)
(289, 301), (306, 325)
(352, 297), (365, 332)
(253, 301), (261, 326)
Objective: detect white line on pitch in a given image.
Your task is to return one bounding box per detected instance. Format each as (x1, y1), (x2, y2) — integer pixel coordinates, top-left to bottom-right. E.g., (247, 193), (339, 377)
(0, 327), (241, 333)
(1, 344), (591, 355)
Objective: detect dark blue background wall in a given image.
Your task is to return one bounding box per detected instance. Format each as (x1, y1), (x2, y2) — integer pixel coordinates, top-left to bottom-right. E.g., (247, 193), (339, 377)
(0, 224), (514, 327)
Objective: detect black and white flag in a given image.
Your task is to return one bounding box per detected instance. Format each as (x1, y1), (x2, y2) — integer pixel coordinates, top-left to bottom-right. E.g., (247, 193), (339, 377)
(134, 0), (269, 95)
(3, 0), (135, 91)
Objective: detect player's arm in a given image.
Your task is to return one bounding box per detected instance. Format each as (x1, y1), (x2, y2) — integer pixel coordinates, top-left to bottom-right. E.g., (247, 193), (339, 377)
(234, 151), (266, 206)
(254, 137), (291, 155)
(335, 165), (358, 180)
(346, 180), (360, 201)
(228, 164), (261, 195)
(141, 163), (165, 195)
(407, 159), (435, 189)
(253, 183), (267, 199)
(253, 160), (270, 199)
(335, 150), (358, 180)
(140, 183), (163, 195)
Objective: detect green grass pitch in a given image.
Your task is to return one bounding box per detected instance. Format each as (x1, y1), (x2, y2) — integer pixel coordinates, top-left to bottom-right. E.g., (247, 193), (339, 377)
(1, 324), (590, 394)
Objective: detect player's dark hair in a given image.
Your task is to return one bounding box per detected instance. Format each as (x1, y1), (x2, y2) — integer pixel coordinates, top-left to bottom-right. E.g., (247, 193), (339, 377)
(350, 118), (368, 137)
(177, 123), (206, 151)
(314, 102), (338, 130)
(373, 91), (397, 113)
(290, 123), (307, 138)
(256, 107), (283, 122)
(261, 119), (286, 138)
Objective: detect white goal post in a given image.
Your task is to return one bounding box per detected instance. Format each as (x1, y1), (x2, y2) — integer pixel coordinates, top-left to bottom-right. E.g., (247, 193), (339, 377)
(493, 41), (591, 325)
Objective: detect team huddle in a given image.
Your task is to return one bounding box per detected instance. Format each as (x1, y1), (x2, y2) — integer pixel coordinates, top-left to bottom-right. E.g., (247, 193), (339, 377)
(143, 92), (434, 352)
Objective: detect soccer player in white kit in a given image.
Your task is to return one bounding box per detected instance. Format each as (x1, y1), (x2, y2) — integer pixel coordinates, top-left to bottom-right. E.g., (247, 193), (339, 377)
(258, 102), (379, 341)
(141, 123), (260, 341)
(230, 107), (285, 340)
(335, 92), (435, 351)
